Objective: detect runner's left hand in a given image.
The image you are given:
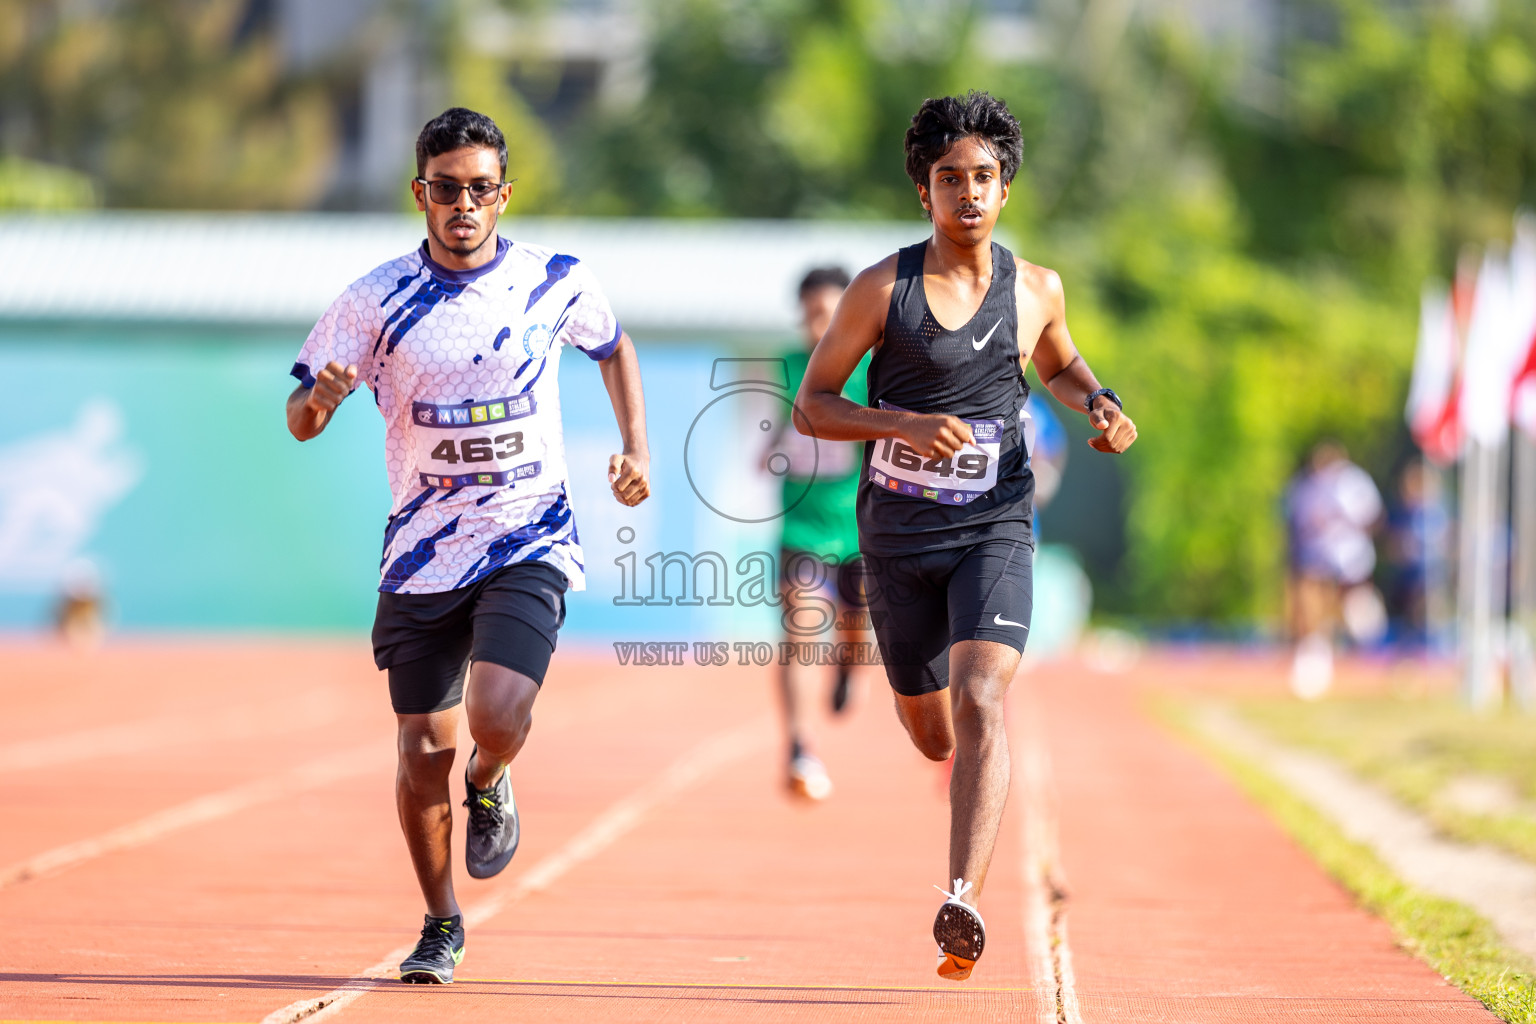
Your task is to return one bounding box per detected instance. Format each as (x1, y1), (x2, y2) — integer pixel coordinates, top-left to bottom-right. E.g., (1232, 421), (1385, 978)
(1088, 400), (1137, 454)
(609, 451), (651, 506)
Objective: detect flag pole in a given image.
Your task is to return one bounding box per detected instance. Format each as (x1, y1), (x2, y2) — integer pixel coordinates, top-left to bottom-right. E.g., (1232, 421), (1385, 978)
(1508, 216), (1536, 708)
(1510, 431), (1536, 708)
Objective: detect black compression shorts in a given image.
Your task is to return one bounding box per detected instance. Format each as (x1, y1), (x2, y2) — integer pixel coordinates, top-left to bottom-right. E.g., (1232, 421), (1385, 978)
(863, 536), (1034, 697)
(372, 560), (568, 715)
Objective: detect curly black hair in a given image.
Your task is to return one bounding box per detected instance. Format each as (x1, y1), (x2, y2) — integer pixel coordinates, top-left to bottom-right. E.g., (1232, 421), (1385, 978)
(903, 92), (1023, 191)
(797, 266), (851, 299)
(415, 107), (507, 178)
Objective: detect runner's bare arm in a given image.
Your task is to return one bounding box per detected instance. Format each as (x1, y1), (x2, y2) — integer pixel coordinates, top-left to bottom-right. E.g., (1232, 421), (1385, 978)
(598, 331), (651, 507)
(1020, 263), (1137, 455)
(796, 258), (974, 459)
(286, 360), (357, 441)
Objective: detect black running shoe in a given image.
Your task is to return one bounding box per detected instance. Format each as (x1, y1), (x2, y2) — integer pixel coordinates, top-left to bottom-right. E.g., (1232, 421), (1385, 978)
(399, 914), (464, 984)
(463, 746), (519, 879)
(831, 664), (851, 714)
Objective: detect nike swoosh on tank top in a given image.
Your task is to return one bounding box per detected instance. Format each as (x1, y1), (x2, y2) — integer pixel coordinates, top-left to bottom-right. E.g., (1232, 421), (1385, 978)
(857, 240), (1035, 555)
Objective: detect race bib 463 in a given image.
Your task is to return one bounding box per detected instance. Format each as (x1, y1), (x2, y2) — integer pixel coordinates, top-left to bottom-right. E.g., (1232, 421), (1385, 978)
(412, 394), (543, 488)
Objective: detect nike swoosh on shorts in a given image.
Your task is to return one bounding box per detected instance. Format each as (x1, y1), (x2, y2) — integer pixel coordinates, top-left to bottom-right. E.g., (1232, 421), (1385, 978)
(993, 613), (1028, 630)
(971, 317), (1004, 351)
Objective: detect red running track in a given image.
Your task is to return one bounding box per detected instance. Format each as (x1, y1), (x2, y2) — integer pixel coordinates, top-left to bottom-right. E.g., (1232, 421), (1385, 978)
(0, 641), (1498, 1023)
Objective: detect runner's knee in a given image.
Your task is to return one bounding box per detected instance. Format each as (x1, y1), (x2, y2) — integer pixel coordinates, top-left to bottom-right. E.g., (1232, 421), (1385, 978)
(467, 704), (532, 755)
(395, 714), (456, 787)
(396, 742), (455, 794)
(465, 668), (538, 755)
(950, 685), (1005, 733)
(898, 701), (955, 760)
(914, 731), (956, 761)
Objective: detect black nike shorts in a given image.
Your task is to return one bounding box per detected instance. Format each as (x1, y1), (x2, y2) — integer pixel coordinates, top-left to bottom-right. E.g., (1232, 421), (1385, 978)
(863, 536), (1034, 697)
(372, 560), (569, 715)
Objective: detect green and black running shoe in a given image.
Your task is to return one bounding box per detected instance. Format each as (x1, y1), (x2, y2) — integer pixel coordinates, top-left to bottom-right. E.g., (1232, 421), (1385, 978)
(399, 914), (465, 984)
(463, 746), (519, 879)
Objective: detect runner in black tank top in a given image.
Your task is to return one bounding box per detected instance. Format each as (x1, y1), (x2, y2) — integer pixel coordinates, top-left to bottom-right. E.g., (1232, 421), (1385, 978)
(859, 238), (1034, 554)
(793, 93), (1137, 983)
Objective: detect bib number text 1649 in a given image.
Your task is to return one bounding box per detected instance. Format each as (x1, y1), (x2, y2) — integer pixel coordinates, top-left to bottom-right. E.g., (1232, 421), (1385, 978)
(878, 437), (988, 478)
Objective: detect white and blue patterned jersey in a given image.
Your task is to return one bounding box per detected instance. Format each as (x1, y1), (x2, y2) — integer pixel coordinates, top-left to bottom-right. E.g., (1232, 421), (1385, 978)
(292, 237), (620, 594)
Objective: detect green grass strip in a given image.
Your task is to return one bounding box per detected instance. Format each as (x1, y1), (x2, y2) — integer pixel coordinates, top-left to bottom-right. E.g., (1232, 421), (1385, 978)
(1153, 695), (1536, 1023)
(1232, 694), (1536, 866)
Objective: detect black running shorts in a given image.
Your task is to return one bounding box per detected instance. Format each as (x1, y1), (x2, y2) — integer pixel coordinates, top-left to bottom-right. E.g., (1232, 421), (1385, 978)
(372, 560), (569, 715)
(863, 536), (1034, 697)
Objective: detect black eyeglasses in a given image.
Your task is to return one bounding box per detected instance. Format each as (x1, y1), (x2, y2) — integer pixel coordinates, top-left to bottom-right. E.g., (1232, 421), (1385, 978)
(414, 178), (515, 206)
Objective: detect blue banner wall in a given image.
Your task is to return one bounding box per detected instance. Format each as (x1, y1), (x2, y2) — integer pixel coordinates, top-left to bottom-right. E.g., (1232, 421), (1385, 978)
(0, 326), (786, 642)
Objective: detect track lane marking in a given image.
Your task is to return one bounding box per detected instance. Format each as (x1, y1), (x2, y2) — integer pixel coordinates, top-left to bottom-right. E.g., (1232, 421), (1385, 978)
(0, 689), (349, 774)
(447, 977), (1039, 992)
(0, 746), (382, 889)
(259, 717), (773, 1024)
(1016, 682), (1082, 1024)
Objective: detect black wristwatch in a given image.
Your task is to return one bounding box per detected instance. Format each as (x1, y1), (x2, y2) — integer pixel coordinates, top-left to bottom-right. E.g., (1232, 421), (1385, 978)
(1085, 387), (1122, 413)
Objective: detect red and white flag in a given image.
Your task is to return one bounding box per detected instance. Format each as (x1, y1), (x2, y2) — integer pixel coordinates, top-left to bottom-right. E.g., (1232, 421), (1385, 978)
(1460, 246), (1527, 448)
(1507, 216), (1536, 439)
(1407, 283), (1460, 464)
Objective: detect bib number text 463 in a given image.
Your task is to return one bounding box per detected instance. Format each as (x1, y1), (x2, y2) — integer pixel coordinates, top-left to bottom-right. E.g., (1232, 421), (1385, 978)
(430, 432), (525, 465)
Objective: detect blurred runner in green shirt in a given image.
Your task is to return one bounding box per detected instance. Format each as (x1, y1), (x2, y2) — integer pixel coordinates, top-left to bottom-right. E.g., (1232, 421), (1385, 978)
(775, 267), (872, 800)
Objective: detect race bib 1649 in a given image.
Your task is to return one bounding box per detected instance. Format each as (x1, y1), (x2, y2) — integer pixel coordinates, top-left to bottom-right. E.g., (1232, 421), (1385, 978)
(867, 400), (1002, 505)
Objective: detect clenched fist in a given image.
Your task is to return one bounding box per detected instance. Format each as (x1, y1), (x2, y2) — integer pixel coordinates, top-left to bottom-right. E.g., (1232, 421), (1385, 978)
(608, 451), (651, 506)
(902, 413), (974, 459)
(1088, 399), (1137, 454)
(305, 361), (358, 415)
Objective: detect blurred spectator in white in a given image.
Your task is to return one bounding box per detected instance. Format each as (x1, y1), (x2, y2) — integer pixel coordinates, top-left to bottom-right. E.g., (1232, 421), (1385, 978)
(1285, 440), (1384, 698)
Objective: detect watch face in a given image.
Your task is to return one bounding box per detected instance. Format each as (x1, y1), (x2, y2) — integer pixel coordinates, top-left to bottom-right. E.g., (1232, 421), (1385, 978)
(1086, 387), (1119, 412)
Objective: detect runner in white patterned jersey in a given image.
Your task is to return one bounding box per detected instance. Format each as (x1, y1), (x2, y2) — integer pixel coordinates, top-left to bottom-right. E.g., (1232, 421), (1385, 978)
(295, 215), (614, 593)
(286, 108), (650, 985)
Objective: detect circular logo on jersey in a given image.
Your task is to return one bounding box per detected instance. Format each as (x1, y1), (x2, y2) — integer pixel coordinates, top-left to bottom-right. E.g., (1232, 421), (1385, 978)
(522, 323), (552, 358)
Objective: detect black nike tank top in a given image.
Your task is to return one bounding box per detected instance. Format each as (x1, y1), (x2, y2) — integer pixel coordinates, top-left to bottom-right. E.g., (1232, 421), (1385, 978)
(857, 239), (1035, 555)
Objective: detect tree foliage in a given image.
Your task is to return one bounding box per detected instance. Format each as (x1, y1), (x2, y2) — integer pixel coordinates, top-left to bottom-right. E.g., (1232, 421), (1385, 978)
(575, 0), (1011, 219)
(0, 0), (334, 209)
(574, 0), (1534, 623)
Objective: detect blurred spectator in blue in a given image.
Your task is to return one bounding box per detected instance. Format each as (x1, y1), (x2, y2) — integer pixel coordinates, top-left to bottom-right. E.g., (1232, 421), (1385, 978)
(1285, 440), (1384, 698)
(1023, 396), (1067, 528)
(1383, 459), (1450, 653)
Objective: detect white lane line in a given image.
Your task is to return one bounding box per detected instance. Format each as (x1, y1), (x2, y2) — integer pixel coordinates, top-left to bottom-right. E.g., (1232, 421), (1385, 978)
(1016, 683), (1082, 1024)
(260, 717), (772, 1024)
(0, 688), (349, 773)
(1019, 738), (1058, 1023)
(0, 745), (381, 889)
